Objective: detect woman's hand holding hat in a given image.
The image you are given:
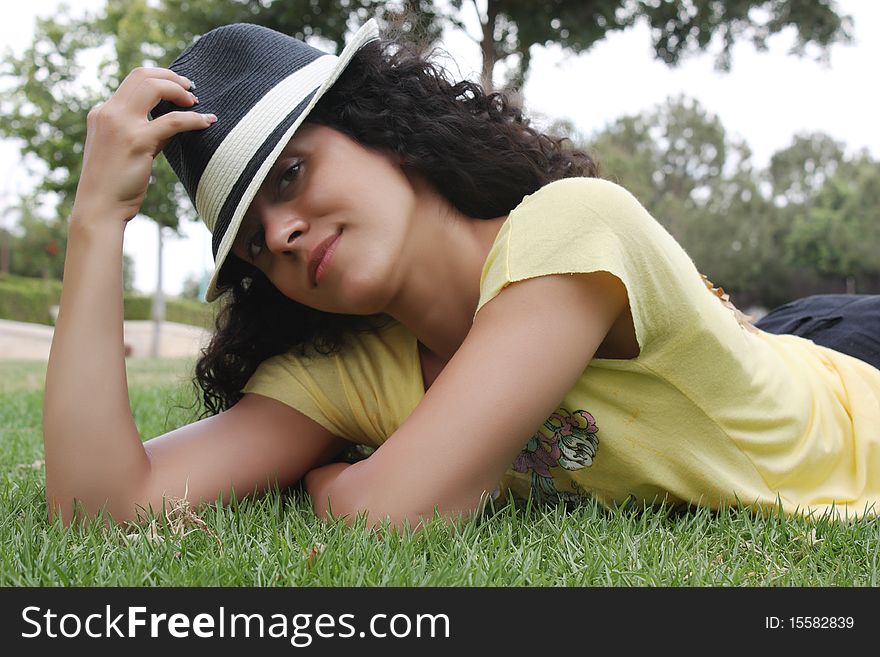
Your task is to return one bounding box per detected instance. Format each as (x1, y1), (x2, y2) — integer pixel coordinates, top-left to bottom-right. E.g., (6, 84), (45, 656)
(72, 67), (216, 225)
(46, 67), (217, 524)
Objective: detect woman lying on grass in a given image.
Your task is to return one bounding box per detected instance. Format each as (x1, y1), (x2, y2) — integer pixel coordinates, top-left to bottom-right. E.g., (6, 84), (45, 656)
(44, 19), (880, 529)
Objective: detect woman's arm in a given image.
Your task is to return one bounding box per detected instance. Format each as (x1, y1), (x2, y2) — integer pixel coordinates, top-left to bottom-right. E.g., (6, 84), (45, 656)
(304, 463), (352, 518)
(44, 214), (144, 521)
(311, 271), (629, 528)
(44, 67), (208, 522)
(43, 68), (346, 524)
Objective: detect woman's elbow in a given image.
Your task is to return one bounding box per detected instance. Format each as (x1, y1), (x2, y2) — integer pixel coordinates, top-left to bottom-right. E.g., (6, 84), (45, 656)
(312, 490), (471, 531)
(44, 469), (153, 527)
(45, 490), (143, 527)
(310, 484), (371, 525)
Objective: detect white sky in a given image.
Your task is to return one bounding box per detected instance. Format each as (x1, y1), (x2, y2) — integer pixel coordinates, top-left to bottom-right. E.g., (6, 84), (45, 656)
(1, 0), (876, 296)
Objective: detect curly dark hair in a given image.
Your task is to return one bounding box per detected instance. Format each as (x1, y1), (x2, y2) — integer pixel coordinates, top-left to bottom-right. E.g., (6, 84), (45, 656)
(194, 37), (599, 417)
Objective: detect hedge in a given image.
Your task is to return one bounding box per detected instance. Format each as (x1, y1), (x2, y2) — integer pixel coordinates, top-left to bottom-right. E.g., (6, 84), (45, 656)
(122, 295), (153, 321)
(0, 279), (54, 325)
(0, 275), (215, 329)
(167, 297), (217, 330)
(0, 274), (63, 300)
(122, 295), (216, 330)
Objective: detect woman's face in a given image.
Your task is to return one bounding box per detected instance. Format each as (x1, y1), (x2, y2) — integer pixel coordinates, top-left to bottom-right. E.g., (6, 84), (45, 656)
(231, 123), (419, 314)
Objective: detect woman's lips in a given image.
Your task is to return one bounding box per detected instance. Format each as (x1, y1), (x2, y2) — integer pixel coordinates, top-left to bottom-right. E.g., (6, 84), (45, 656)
(309, 232), (342, 287)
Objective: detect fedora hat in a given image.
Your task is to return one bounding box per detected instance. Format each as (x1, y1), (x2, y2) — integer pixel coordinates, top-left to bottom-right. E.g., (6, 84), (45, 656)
(151, 20), (380, 301)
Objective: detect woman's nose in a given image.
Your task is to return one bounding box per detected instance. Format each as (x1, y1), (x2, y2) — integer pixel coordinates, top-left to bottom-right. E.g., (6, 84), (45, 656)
(264, 209), (309, 254)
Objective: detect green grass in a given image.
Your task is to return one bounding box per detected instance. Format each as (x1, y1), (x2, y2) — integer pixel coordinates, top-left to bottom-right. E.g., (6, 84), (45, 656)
(2, 359), (878, 586)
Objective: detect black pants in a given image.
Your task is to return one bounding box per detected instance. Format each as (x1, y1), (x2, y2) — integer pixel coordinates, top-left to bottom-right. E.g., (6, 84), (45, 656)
(754, 295), (880, 371)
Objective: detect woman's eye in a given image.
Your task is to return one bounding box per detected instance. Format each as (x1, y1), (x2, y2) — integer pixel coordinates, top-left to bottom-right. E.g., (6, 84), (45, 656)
(247, 229), (265, 260)
(279, 161), (302, 193)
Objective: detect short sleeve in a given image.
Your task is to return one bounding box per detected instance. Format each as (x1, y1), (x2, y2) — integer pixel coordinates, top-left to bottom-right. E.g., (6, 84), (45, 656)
(477, 178), (701, 352)
(243, 350), (358, 440)
(242, 321), (424, 447)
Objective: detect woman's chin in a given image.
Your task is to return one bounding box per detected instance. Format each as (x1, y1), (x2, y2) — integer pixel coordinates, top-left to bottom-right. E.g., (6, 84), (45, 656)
(333, 275), (396, 315)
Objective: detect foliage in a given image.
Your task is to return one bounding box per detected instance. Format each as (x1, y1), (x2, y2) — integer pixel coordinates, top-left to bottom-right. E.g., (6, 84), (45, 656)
(768, 134), (880, 289)
(589, 97), (880, 308)
(768, 132), (845, 205)
(0, 275), (63, 325)
(446, 0), (851, 91)
(786, 155), (880, 281)
(179, 270), (217, 303)
(0, 1), (196, 298)
(2, 197), (67, 280)
(123, 294), (214, 329)
(0, 275), (210, 327)
(152, 0), (445, 57)
(590, 95), (729, 216)
(122, 295), (153, 321)
(0, 12), (100, 221)
(630, 0), (851, 69)
(0, 0), (865, 311)
(0, 274), (64, 303)
(164, 297), (217, 330)
(151, 0), (852, 93)
(1, 198), (134, 287)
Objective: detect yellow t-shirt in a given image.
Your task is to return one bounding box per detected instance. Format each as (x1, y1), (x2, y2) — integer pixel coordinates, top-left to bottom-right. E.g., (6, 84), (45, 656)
(244, 178), (880, 518)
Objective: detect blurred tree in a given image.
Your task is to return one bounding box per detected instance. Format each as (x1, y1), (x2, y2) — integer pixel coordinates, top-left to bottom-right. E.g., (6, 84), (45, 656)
(768, 132), (845, 205)
(0, 1), (195, 347)
(630, 0), (851, 69)
(589, 96), (792, 307)
(0, 0), (861, 325)
(180, 270), (207, 300)
(446, 0), (851, 91)
(153, 0), (445, 57)
(4, 197), (68, 280)
(1, 195), (136, 289)
(0, 13), (101, 221)
(121, 252), (136, 292)
(151, 0), (852, 92)
(697, 147), (793, 308)
(589, 95), (728, 216)
(768, 133), (880, 294)
(99, 0), (205, 353)
(592, 99), (880, 305)
(0, 227), (10, 275)
(785, 154), (880, 290)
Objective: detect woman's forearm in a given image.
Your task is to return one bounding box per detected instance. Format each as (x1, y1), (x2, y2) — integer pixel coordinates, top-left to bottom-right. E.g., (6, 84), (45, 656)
(43, 215), (149, 523)
(304, 462), (353, 518)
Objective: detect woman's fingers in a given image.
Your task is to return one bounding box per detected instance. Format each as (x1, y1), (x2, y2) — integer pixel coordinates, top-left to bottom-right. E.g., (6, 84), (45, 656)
(113, 66), (191, 105)
(151, 111), (217, 153)
(71, 66), (211, 223)
(114, 71), (215, 154)
(127, 76), (198, 115)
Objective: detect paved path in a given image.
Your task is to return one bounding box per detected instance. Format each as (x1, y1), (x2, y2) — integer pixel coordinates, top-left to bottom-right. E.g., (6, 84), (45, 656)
(0, 319), (211, 360)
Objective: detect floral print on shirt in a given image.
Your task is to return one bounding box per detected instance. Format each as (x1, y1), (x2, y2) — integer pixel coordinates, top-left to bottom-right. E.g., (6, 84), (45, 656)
(512, 408), (599, 504)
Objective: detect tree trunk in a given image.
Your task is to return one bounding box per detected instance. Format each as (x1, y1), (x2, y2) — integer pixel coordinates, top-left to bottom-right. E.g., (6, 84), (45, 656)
(0, 207), (11, 274)
(478, 0), (498, 93)
(150, 223), (165, 358)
